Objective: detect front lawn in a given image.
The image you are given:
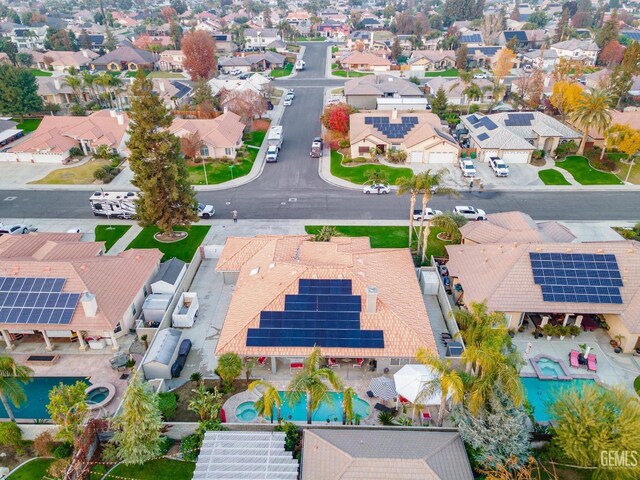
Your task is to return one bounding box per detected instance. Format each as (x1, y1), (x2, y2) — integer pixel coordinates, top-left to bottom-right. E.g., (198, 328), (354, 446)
(332, 70), (372, 77)
(608, 153), (640, 184)
(29, 69), (52, 77)
(243, 130), (266, 148)
(95, 225), (131, 251)
(538, 169), (571, 186)
(126, 225), (211, 262)
(7, 458), (55, 480)
(187, 148), (257, 185)
(148, 71), (186, 79)
(555, 156), (623, 185)
(30, 159), (110, 185)
(330, 150), (413, 185)
(13, 118), (42, 133)
(270, 64), (293, 78)
(424, 68), (459, 77)
(296, 36), (326, 42)
(109, 459), (195, 480)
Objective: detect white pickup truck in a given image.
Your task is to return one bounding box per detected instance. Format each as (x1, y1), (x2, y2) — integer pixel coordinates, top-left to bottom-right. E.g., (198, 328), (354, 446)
(489, 157), (509, 177)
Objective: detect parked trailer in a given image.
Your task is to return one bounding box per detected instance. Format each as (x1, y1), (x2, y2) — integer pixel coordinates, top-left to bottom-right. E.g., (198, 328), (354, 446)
(295, 59), (306, 71)
(89, 191), (138, 219)
(267, 125), (283, 150)
(172, 292), (199, 328)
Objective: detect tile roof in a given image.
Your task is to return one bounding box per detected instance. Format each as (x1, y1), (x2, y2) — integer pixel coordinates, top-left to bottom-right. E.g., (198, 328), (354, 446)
(301, 429), (473, 480)
(446, 241), (640, 333)
(344, 74), (422, 97)
(551, 39), (599, 51)
(92, 45), (156, 66)
(461, 212), (576, 244)
(170, 112), (245, 149)
(215, 236), (437, 358)
(341, 51), (391, 67)
(460, 113), (534, 150)
(30, 49), (98, 68)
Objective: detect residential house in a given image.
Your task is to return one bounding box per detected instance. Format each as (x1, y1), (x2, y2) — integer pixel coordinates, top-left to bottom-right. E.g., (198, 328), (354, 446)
(158, 50), (185, 71)
(458, 32), (484, 47)
(286, 10), (311, 24)
(0, 233), (162, 352)
(91, 45), (157, 72)
(347, 31), (394, 54)
(521, 49), (559, 71)
(350, 109), (460, 163)
(499, 30), (546, 50)
(132, 35), (173, 50)
(361, 17), (384, 30)
(244, 28), (280, 50)
(466, 46), (503, 69)
(0, 119), (23, 148)
(317, 20), (350, 41)
(339, 51), (391, 72)
(208, 73), (270, 97)
(425, 77), (494, 107)
(30, 50), (99, 72)
(218, 52), (285, 74)
(170, 111), (245, 159)
(215, 235), (438, 369)
(37, 76), (92, 106)
(408, 50), (456, 72)
(550, 39), (599, 66)
(301, 429), (474, 480)
(120, 78), (191, 110)
(344, 74), (427, 110)
(572, 110), (640, 148)
(8, 110), (129, 163)
(211, 33), (237, 54)
(8, 25), (47, 51)
(86, 34), (106, 52)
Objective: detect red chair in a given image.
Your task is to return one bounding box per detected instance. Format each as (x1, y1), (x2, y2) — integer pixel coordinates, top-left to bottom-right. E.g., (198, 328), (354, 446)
(353, 358), (364, 368)
(398, 395), (410, 404)
(587, 354), (597, 372)
(290, 362), (304, 372)
(569, 350), (580, 368)
(257, 356), (267, 367)
(422, 411), (432, 425)
(328, 358), (339, 368)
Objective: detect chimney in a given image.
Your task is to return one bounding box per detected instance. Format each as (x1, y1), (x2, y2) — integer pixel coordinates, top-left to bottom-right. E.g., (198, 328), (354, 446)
(109, 109), (116, 117)
(82, 49), (89, 58)
(81, 291), (98, 317)
(391, 108), (398, 120)
(116, 113), (124, 125)
(365, 286), (378, 314)
(53, 78), (61, 90)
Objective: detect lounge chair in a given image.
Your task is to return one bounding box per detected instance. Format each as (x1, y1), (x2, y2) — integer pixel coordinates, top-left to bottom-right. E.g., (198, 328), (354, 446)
(569, 350), (580, 368)
(587, 354), (597, 372)
(290, 362), (304, 372)
(374, 403), (395, 413)
(398, 395), (410, 404)
(328, 358), (339, 368)
(256, 356), (267, 367)
(366, 390), (375, 398)
(353, 358), (364, 368)
(421, 411), (432, 425)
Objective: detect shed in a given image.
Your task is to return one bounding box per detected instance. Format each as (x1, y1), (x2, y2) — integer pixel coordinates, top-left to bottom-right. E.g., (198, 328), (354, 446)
(142, 293), (172, 326)
(142, 328), (182, 380)
(151, 258), (186, 294)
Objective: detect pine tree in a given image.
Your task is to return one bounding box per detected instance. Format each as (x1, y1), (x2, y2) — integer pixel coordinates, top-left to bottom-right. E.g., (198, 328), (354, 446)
(112, 373), (163, 465)
(554, 8), (570, 43)
(126, 73), (198, 237)
(596, 9), (620, 48)
(621, 41), (640, 76)
(391, 37), (402, 61)
(431, 87), (449, 118)
(104, 26), (116, 51)
(0, 65), (43, 121)
(455, 44), (468, 71)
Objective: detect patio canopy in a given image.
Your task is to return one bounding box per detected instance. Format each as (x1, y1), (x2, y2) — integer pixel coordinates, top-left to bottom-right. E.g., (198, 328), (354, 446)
(393, 364), (439, 405)
(368, 376), (397, 401)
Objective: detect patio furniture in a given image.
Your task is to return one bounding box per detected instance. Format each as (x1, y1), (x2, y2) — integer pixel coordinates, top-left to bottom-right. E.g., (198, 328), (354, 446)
(421, 411), (432, 425)
(290, 362), (304, 372)
(581, 315), (599, 332)
(327, 358), (339, 368)
(368, 376), (397, 401)
(353, 358), (364, 368)
(374, 403), (395, 413)
(398, 395), (410, 404)
(587, 354), (597, 372)
(569, 350), (580, 368)
(366, 390), (375, 398)
(109, 353), (128, 371)
(440, 332), (452, 340)
(256, 356), (267, 367)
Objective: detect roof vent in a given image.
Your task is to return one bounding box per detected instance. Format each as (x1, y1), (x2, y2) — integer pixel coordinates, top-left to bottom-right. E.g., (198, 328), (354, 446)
(366, 286), (378, 314)
(135, 255), (141, 261)
(250, 267), (260, 276)
(80, 264), (87, 271)
(81, 291), (98, 317)
(597, 249), (604, 253)
(268, 263), (275, 269)
(565, 248), (572, 252)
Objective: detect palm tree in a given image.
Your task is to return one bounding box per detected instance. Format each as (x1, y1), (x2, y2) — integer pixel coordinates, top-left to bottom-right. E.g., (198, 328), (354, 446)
(396, 174), (423, 250)
(285, 346), (344, 424)
(215, 352), (243, 390)
(462, 83), (484, 113)
(81, 70), (97, 101)
(249, 380), (282, 424)
(188, 381), (222, 421)
(430, 214), (463, 242)
(342, 387), (356, 425)
(415, 170), (459, 263)
(366, 168), (388, 185)
(63, 74), (84, 104)
(0, 356), (33, 422)
(570, 88), (612, 156)
(416, 348), (464, 427)
(110, 75), (124, 111)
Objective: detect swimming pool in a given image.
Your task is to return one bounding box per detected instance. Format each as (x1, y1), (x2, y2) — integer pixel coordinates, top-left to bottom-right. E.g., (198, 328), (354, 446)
(535, 358), (566, 378)
(236, 391), (371, 423)
(521, 377), (596, 422)
(0, 376), (90, 420)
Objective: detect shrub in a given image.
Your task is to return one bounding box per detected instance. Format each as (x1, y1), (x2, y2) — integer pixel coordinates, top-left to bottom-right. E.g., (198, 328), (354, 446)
(275, 421), (300, 452)
(190, 372), (202, 383)
(93, 167), (109, 181)
(635, 375), (640, 396)
(158, 436), (173, 456)
(386, 150), (407, 163)
(158, 392), (178, 420)
(93, 145), (111, 159)
(43, 102), (61, 114)
(377, 411), (396, 425)
(34, 430), (55, 456)
(48, 458), (71, 479)
(69, 146), (83, 157)
(532, 149), (545, 160)
(70, 103), (86, 116)
(0, 422), (24, 454)
(554, 140), (578, 157)
(469, 104), (480, 114)
(180, 433), (202, 461)
(53, 441), (74, 458)
(109, 157), (122, 169)
(338, 139), (350, 149)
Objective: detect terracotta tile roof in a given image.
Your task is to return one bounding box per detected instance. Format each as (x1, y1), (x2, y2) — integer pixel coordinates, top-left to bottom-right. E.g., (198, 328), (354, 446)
(170, 112), (245, 149)
(461, 212), (576, 244)
(341, 51), (391, 66)
(0, 233), (100, 260)
(446, 241), (640, 333)
(215, 236), (437, 358)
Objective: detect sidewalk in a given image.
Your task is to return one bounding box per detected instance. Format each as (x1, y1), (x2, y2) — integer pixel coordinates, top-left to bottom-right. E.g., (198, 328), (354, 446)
(107, 224), (142, 254)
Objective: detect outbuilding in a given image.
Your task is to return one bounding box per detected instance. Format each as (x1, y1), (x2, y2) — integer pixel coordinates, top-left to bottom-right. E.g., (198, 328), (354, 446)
(142, 328), (182, 380)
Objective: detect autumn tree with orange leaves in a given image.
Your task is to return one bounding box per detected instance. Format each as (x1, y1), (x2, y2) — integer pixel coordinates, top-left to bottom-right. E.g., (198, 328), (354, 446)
(492, 48), (516, 85)
(182, 30), (217, 80)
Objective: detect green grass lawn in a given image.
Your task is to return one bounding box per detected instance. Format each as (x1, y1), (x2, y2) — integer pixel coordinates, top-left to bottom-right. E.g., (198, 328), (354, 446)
(606, 152), (640, 184)
(555, 156), (624, 185)
(330, 150), (413, 185)
(270, 64), (294, 78)
(538, 169), (572, 186)
(95, 225), (132, 251)
(31, 159), (110, 184)
(29, 69), (52, 77)
(126, 225), (211, 262)
(13, 118), (42, 133)
(331, 46), (339, 53)
(332, 70), (372, 77)
(243, 130), (266, 148)
(296, 36), (326, 42)
(424, 68), (459, 77)
(187, 148), (257, 185)
(109, 459), (195, 480)
(148, 71), (186, 79)
(7, 458), (55, 480)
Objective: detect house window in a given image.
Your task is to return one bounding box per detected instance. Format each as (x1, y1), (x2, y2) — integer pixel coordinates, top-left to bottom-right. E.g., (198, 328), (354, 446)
(200, 145), (209, 157)
(131, 304), (137, 316)
(114, 323), (122, 333)
(225, 147), (232, 155)
(143, 285), (148, 297)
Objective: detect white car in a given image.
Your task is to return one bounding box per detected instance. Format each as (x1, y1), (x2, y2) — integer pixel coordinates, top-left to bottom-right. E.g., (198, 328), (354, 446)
(473, 73), (487, 79)
(362, 184), (391, 194)
(458, 158), (477, 177)
(286, 89), (295, 98)
(453, 206), (487, 221)
(197, 203), (215, 218)
(0, 224), (35, 235)
(229, 69), (241, 75)
(283, 97), (292, 106)
(413, 208), (443, 220)
(489, 157), (509, 177)
(266, 145), (279, 163)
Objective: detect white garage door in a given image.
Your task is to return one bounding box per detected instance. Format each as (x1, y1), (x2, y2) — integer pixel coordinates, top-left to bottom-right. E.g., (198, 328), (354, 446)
(410, 151), (424, 163)
(482, 150), (498, 162)
(428, 152), (455, 163)
(501, 151), (530, 163)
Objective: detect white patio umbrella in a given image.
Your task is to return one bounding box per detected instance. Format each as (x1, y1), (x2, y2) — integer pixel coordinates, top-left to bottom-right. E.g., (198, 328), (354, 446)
(394, 364), (440, 406)
(368, 376), (397, 401)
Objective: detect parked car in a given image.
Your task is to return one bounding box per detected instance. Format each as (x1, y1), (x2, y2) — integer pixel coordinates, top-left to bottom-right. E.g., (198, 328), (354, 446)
(413, 208), (443, 220)
(229, 69), (241, 76)
(170, 339), (192, 378)
(286, 89), (295, 98)
(489, 157), (509, 177)
(178, 339), (192, 357)
(363, 184), (391, 194)
(310, 137), (323, 157)
(473, 73), (487, 79)
(238, 72), (252, 80)
(283, 97), (292, 106)
(266, 145), (279, 163)
(0, 224), (34, 235)
(267, 100), (274, 110)
(453, 206), (487, 220)
(197, 203), (215, 218)
(458, 158), (477, 177)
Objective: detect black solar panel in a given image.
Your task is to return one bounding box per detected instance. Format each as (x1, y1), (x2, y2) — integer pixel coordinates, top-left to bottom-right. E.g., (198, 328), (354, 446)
(504, 113), (534, 127)
(477, 133), (489, 141)
(529, 253), (624, 304)
(474, 117), (497, 131)
(367, 116), (418, 139)
(467, 115), (479, 124)
(171, 81), (191, 99)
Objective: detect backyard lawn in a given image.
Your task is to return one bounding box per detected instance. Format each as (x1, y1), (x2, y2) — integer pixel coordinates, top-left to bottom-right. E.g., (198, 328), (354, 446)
(187, 148), (257, 185)
(109, 459), (195, 480)
(31, 159), (110, 184)
(29, 69), (52, 77)
(424, 69), (459, 77)
(148, 71), (186, 79)
(270, 64), (294, 78)
(7, 458), (55, 480)
(95, 225), (131, 251)
(12, 118), (42, 133)
(126, 225), (210, 262)
(332, 70), (372, 77)
(555, 156), (623, 185)
(330, 150), (413, 185)
(538, 169), (571, 186)
(243, 130), (266, 148)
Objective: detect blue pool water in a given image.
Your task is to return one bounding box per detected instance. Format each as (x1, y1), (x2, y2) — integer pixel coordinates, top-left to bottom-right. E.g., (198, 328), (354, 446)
(0, 376), (90, 420)
(521, 377), (596, 422)
(535, 358), (566, 378)
(236, 391), (371, 423)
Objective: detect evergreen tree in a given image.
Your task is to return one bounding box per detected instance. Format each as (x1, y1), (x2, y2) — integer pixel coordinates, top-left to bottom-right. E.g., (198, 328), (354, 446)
(596, 9), (620, 48)
(0, 38), (18, 65)
(430, 87), (448, 118)
(621, 41), (640, 76)
(104, 26), (117, 51)
(455, 44), (468, 71)
(554, 7), (570, 42)
(126, 73), (198, 236)
(0, 65), (43, 121)
(169, 21), (183, 49)
(112, 373), (163, 465)
(391, 37), (402, 61)
(79, 29), (91, 50)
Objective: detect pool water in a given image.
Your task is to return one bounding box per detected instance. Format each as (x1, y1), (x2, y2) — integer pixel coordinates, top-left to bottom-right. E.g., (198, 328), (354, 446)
(0, 376), (90, 420)
(86, 387), (109, 404)
(521, 377), (596, 422)
(535, 358), (565, 378)
(236, 391), (371, 423)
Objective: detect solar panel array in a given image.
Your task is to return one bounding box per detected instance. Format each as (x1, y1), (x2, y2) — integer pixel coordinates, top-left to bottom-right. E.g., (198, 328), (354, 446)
(364, 116), (418, 139)
(0, 277), (81, 325)
(246, 279), (385, 348)
(530, 253), (624, 304)
(505, 31), (528, 42)
(504, 113), (535, 127)
(171, 81), (191, 99)
(460, 33), (482, 43)
(473, 117), (497, 131)
(622, 31), (640, 40)
(477, 132), (489, 141)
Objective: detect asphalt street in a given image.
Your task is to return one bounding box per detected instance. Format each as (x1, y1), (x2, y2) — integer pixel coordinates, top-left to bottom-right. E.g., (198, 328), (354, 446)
(0, 43), (639, 222)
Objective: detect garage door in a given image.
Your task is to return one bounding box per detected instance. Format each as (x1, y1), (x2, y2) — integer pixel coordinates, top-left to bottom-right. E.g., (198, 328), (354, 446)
(501, 151), (530, 163)
(482, 150), (498, 162)
(428, 152), (455, 163)
(410, 151), (423, 163)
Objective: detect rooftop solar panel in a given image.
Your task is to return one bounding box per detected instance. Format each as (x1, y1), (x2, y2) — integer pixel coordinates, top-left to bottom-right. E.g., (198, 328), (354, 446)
(477, 133), (489, 141)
